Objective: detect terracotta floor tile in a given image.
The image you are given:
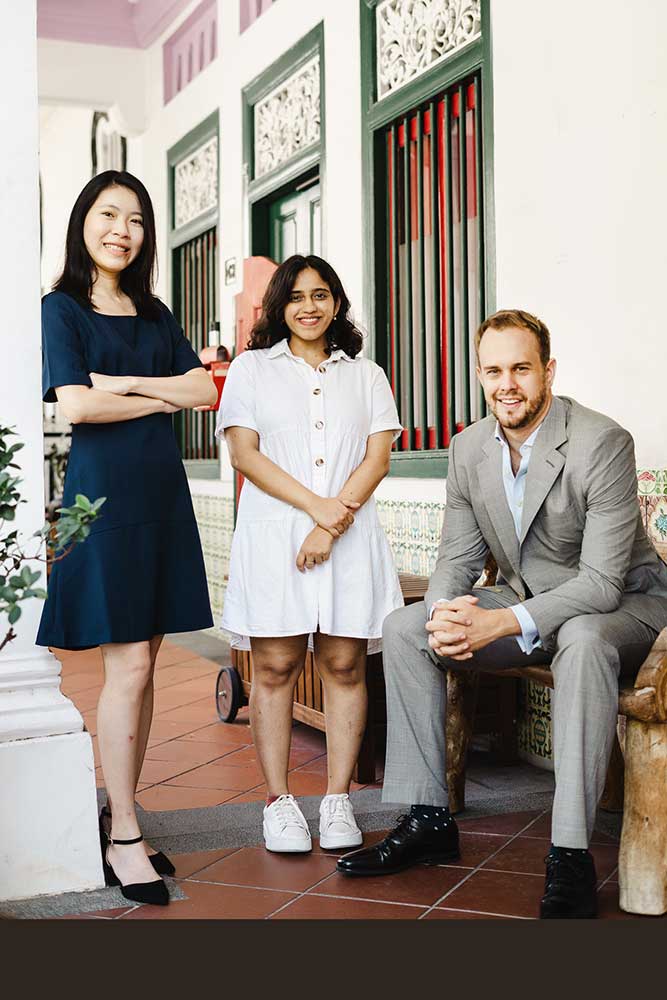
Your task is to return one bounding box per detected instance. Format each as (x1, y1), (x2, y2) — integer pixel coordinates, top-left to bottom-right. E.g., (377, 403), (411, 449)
(147, 719), (212, 742)
(154, 645), (206, 668)
(424, 908), (518, 920)
(170, 848), (241, 879)
(155, 699), (219, 725)
(271, 894), (425, 920)
(81, 710), (98, 736)
(481, 836), (619, 882)
(441, 869), (544, 919)
(153, 662), (219, 690)
(192, 846), (337, 892)
(120, 879), (296, 920)
(453, 832), (514, 869)
(135, 784), (240, 811)
(61, 671), (104, 696)
(224, 745), (323, 770)
(71, 687), (103, 713)
(278, 771), (329, 797)
(522, 811), (619, 845)
(311, 828), (388, 854)
(144, 739), (227, 768)
(224, 785), (267, 804)
(179, 722), (253, 745)
(166, 760), (265, 791)
(597, 884), (661, 920)
(138, 759), (201, 785)
(311, 864), (470, 907)
(456, 810), (543, 836)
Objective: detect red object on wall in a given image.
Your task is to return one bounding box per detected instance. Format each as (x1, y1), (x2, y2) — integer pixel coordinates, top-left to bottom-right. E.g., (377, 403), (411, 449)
(234, 256), (278, 355)
(197, 345), (230, 411)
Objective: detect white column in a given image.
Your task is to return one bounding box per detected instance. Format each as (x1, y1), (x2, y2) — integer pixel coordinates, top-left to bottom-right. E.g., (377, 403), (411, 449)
(0, 1), (102, 900)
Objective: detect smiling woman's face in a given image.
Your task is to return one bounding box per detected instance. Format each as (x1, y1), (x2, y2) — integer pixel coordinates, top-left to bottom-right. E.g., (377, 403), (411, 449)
(82, 184), (144, 275)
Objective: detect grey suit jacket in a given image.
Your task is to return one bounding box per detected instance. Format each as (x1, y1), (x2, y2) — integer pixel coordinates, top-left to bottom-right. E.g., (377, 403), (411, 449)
(425, 396), (667, 647)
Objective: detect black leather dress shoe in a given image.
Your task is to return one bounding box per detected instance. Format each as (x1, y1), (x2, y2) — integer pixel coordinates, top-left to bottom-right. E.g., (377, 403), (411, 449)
(336, 813), (460, 876)
(540, 847), (597, 918)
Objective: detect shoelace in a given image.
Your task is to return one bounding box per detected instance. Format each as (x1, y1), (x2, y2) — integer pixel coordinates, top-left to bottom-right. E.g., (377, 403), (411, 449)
(325, 795), (352, 824)
(273, 795), (307, 832)
(543, 854), (586, 891)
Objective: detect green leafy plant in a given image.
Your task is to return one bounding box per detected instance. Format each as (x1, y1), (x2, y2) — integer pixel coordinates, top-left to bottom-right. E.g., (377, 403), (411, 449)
(0, 425), (105, 652)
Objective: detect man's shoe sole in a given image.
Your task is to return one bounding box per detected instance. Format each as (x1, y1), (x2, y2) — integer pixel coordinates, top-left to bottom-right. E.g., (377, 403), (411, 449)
(336, 847), (460, 876)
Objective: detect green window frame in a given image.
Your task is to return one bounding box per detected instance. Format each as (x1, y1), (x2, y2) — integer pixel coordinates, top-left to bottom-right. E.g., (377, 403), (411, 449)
(242, 22), (325, 250)
(361, 0), (495, 478)
(167, 110), (220, 474)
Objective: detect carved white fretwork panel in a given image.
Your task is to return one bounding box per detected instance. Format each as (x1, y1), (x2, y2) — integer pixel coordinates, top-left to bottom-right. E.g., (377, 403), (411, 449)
(254, 55), (321, 179)
(174, 135), (218, 230)
(376, 0), (481, 99)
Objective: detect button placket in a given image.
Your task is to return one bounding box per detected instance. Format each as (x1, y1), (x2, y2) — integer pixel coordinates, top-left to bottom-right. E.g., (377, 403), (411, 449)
(310, 365), (326, 491)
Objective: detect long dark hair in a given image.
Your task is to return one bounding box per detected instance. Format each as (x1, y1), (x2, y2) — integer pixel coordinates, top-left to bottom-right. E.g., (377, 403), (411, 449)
(247, 255), (364, 358)
(53, 170), (161, 320)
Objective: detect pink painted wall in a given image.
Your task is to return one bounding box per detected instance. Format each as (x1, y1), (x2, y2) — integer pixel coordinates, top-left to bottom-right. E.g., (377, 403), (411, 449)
(239, 0), (276, 34)
(37, 0), (192, 49)
(163, 0), (217, 104)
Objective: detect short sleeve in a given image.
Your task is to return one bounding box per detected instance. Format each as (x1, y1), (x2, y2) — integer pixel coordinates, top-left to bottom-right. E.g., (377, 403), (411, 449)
(215, 353), (258, 440)
(41, 293), (92, 403)
(163, 307), (204, 376)
(369, 364), (402, 442)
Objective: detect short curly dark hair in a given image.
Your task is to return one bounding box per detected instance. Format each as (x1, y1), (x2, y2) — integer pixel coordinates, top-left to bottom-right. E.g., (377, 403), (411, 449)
(246, 254), (364, 358)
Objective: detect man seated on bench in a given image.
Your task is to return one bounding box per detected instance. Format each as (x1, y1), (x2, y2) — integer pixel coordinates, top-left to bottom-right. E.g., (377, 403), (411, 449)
(336, 309), (667, 919)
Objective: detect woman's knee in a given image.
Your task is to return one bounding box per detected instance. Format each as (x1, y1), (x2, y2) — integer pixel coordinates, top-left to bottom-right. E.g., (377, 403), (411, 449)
(317, 654), (364, 685)
(252, 655), (302, 689)
(104, 647), (154, 693)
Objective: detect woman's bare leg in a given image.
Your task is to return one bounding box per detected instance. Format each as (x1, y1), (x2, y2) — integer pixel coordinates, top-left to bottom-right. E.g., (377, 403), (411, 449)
(313, 634), (367, 794)
(249, 635), (308, 796)
(97, 640), (161, 886)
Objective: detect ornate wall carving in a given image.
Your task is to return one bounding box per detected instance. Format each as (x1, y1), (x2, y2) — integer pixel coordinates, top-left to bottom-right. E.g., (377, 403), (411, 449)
(376, 0), (481, 99)
(254, 55), (320, 179)
(174, 134), (218, 230)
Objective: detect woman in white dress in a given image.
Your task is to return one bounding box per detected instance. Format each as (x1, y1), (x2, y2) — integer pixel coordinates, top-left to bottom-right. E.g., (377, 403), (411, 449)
(216, 255), (403, 853)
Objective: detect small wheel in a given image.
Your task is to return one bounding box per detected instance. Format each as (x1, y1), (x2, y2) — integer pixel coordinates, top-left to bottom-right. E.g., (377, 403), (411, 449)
(216, 666), (243, 723)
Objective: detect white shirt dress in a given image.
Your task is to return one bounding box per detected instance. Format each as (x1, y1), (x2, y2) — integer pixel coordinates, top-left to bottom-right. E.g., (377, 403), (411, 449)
(215, 339), (404, 652)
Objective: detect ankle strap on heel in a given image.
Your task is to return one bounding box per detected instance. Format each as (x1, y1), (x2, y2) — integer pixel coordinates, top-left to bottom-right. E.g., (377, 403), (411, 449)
(106, 833), (144, 846)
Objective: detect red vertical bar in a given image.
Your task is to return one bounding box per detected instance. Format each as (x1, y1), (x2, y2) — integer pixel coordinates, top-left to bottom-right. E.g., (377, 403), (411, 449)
(467, 82), (477, 220)
(437, 98), (450, 446)
(387, 132), (396, 393)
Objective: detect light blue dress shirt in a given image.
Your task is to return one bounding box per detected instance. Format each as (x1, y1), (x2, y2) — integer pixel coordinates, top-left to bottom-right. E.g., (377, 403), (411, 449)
(493, 420), (543, 653)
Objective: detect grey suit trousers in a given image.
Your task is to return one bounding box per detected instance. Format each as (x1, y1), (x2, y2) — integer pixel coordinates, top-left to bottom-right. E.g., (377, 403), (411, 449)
(381, 586), (657, 848)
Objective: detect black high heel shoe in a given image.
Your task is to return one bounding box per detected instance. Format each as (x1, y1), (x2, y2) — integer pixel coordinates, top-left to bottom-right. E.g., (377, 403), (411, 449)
(103, 833), (170, 906)
(99, 806), (175, 877)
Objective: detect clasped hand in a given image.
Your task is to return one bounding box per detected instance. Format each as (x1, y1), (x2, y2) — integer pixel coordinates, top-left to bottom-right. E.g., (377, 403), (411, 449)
(309, 496), (360, 537)
(425, 595), (506, 661)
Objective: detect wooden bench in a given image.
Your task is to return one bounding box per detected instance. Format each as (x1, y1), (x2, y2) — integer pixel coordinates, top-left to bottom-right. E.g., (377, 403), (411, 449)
(227, 573), (518, 785)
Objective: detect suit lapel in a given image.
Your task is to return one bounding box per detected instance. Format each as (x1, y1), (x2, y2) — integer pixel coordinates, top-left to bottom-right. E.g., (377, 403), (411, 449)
(477, 434), (521, 578)
(519, 397), (568, 544)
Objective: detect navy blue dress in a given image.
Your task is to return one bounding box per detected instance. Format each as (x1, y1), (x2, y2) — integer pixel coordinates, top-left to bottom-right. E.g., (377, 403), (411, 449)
(36, 291), (213, 650)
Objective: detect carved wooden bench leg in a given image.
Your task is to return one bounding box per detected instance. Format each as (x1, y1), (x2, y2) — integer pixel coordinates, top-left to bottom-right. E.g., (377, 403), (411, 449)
(599, 728), (625, 813)
(618, 719), (667, 915)
(446, 668), (479, 814)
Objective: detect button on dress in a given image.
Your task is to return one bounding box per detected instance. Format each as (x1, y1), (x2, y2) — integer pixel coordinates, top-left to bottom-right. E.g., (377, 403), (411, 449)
(36, 291), (213, 650)
(216, 339), (404, 652)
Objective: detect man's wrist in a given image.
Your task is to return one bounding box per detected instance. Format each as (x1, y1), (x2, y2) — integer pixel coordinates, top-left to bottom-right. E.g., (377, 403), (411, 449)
(495, 607), (521, 640)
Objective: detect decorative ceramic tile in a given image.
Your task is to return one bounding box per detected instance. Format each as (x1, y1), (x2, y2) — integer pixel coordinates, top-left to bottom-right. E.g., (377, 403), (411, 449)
(191, 494), (234, 620)
(636, 468), (667, 497)
(517, 680), (553, 770)
(377, 499), (445, 575)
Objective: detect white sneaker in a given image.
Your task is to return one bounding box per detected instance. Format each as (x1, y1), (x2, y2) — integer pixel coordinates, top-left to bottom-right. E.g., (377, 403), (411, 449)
(263, 794), (312, 853)
(319, 793), (363, 850)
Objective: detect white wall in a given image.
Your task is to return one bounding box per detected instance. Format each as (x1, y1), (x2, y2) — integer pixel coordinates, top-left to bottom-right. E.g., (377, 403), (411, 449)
(39, 105), (96, 291)
(490, 0), (667, 466)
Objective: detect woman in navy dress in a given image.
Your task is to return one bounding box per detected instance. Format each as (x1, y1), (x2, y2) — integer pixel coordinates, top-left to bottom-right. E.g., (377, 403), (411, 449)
(37, 170), (216, 905)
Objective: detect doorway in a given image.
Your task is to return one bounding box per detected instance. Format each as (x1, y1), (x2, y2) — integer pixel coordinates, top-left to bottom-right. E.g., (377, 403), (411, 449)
(252, 171), (321, 261)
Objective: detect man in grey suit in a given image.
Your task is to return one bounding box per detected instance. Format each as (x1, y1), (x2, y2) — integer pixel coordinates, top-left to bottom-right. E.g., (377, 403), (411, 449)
(337, 309), (667, 918)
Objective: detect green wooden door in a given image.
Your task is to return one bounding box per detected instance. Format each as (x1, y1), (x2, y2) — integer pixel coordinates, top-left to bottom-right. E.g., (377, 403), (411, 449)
(267, 182), (321, 261)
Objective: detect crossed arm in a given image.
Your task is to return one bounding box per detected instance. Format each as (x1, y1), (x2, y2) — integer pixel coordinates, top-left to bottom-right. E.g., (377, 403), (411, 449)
(225, 426), (394, 570)
(55, 368), (217, 424)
